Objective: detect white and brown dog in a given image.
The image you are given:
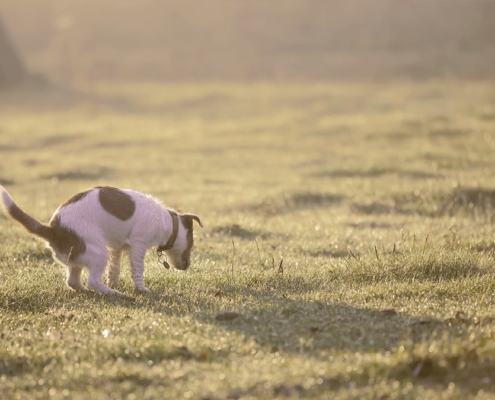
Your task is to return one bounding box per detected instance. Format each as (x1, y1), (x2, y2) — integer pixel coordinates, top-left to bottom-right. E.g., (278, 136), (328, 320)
(0, 185), (203, 295)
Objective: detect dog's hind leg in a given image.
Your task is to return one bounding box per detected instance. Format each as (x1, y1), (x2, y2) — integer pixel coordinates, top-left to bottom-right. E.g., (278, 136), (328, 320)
(107, 248), (122, 289)
(84, 245), (122, 295)
(129, 245), (149, 292)
(66, 265), (86, 291)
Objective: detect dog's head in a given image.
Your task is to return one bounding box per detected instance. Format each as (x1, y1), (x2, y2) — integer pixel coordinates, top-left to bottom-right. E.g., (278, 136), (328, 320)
(166, 213), (203, 270)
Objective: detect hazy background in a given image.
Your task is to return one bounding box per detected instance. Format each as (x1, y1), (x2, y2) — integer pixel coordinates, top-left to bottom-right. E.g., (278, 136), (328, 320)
(2, 0), (495, 84)
(2, 3), (495, 398)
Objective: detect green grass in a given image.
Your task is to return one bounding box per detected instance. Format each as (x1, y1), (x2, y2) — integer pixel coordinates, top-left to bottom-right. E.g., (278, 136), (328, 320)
(1, 80), (495, 399)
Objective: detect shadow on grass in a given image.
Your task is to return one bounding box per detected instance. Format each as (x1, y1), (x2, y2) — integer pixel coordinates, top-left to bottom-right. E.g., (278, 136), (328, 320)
(1, 275), (494, 395)
(192, 287), (495, 396)
(0, 282), (445, 350)
(249, 191), (344, 217)
(0, 177), (15, 185)
(210, 224), (288, 241)
(352, 187), (495, 220)
(1, 246), (494, 395)
(305, 249), (353, 258)
(313, 167), (439, 180)
(0, 82), (227, 116)
(38, 166), (115, 182)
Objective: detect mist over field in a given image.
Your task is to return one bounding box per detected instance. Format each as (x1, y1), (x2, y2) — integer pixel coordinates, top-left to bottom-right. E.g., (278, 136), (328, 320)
(2, 0), (495, 82)
(1, 1), (495, 399)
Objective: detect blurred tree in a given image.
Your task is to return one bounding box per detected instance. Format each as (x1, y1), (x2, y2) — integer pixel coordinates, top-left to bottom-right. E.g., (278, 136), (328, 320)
(0, 15), (26, 87)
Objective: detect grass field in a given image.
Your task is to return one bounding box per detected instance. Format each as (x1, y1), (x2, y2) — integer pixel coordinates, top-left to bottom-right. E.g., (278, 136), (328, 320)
(1, 80), (495, 399)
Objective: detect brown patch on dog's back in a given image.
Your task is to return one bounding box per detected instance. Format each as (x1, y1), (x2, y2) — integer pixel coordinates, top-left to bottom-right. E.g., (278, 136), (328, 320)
(98, 186), (135, 221)
(60, 188), (93, 208)
(49, 216), (86, 261)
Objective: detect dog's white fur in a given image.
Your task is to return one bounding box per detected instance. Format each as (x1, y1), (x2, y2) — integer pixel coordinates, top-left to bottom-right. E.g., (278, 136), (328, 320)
(0, 186), (202, 295)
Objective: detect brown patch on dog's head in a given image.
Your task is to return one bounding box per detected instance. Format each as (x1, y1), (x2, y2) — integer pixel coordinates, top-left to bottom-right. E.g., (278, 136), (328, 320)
(49, 216), (86, 262)
(167, 214), (203, 270)
(181, 213), (203, 229)
(98, 186), (136, 221)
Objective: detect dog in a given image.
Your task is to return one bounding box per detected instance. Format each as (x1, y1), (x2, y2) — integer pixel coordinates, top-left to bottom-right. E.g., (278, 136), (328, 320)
(0, 185), (203, 295)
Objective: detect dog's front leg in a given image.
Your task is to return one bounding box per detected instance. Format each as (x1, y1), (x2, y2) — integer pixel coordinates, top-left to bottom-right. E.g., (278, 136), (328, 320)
(107, 248), (122, 288)
(129, 245), (150, 292)
(66, 265), (87, 291)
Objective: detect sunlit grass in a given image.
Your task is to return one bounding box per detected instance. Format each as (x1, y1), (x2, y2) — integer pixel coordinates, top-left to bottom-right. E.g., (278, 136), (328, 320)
(1, 81), (495, 399)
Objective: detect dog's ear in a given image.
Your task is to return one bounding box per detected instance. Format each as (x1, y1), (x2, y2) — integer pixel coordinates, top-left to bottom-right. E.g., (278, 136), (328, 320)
(182, 213), (203, 228)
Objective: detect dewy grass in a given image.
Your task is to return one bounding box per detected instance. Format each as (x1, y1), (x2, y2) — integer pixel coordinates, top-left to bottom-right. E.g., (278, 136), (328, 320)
(1, 81), (495, 399)
(345, 247), (492, 284)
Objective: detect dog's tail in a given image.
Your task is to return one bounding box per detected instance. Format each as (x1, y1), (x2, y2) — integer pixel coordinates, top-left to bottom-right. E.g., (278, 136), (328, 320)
(0, 185), (54, 242)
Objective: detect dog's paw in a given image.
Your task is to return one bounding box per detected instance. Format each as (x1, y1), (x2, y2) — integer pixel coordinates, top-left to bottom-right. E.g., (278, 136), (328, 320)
(67, 282), (88, 292)
(93, 287), (124, 296)
(108, 290), (124, 296)
(135, 287), (151, 294)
